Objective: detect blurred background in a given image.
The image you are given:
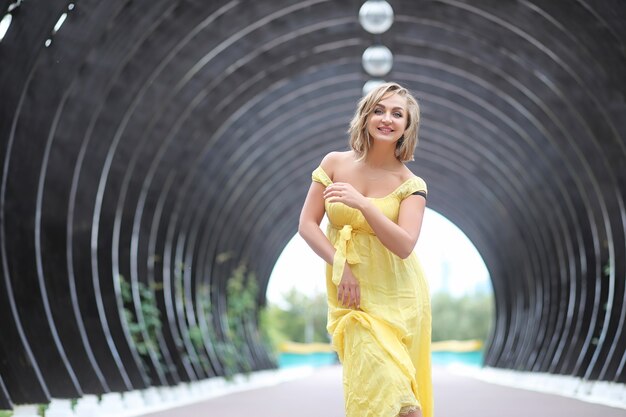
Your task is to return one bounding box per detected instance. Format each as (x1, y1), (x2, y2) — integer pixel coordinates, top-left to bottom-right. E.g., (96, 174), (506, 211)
(0, 0), (624, 416)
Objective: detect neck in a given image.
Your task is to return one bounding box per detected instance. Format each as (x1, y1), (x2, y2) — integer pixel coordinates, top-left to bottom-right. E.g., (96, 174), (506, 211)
(364, 141), (400, 169)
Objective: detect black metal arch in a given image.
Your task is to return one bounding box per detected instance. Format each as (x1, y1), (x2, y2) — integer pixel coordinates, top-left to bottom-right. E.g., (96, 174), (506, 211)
(0, 0), (624, 407)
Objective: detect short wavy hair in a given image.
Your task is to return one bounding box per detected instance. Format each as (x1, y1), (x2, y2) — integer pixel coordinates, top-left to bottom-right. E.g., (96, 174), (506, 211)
(348, 82), (420, 162)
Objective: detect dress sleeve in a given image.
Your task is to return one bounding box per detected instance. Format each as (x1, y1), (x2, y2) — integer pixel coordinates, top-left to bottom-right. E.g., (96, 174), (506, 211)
(398, 176), (428, 200)
(311, 166), (332, 187)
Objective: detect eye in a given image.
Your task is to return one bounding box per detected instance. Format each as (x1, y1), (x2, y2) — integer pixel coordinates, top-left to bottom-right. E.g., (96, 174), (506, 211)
(393, 112), (403, 118)
(373, 108), (383, 114)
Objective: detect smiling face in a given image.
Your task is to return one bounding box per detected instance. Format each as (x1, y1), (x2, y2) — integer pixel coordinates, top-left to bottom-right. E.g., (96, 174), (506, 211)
(348, 82), (420, 162)
(366, 92), (408, 145)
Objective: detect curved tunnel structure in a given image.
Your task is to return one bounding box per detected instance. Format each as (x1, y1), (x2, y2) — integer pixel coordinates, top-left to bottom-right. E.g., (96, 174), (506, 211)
(0, 0), (625, 407)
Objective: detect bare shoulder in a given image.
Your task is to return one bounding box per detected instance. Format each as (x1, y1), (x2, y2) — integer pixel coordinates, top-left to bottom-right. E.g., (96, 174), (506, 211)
(319, 151), (353, 179)
(399, 165), (419, 182)
(399, 166), (427, 189)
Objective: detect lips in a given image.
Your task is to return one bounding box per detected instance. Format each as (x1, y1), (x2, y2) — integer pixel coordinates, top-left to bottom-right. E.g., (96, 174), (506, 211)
(377, 127), (393, 134)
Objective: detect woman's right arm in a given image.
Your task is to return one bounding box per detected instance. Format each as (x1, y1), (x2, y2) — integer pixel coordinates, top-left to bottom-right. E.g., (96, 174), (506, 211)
(299, 155), (361, 309)
(298, 178), (336, 265)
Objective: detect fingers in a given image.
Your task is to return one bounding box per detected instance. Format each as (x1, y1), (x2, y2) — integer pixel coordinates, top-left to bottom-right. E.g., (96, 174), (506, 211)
(339, 286), (349, 308)
(338, 284), (345, 306)
(338, 264), (361, 309)
(337, 285), (344, 306)
(346, 287), (354, 308)
(324, 184), (364, 207)
(324, 184), (348, 195)
(338, 284), (361, 309)
(323, 186), (342, 199)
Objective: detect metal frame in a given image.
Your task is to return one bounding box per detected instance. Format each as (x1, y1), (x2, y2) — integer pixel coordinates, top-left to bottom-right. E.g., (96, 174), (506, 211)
(0, 0), (624, 406)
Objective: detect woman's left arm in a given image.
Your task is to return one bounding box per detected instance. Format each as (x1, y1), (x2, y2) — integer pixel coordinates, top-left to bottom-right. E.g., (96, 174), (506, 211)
(323, 183), (426, 259)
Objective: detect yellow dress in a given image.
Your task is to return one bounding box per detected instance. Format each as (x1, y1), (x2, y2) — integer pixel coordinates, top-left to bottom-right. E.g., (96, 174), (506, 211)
(312, 166), (433, 417)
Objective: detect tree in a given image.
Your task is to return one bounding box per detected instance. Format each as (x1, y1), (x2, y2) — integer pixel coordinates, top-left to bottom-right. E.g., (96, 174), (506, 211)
(260, 289), (330, 354)
(431, 291), (494, 342)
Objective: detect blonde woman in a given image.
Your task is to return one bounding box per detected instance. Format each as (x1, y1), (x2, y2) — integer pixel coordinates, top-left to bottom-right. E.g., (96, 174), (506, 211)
(299, 82), (432, 417)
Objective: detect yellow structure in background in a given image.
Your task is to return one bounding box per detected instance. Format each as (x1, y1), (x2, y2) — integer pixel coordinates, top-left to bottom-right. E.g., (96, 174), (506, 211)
(280, 339), (483, 354)
(279, 341), (335, 354)
(431, 339), (483, 352)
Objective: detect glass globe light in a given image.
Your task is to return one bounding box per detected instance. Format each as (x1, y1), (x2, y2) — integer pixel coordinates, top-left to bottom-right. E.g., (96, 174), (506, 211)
(359, 1), (394, 34)
(362, 80), (386, 96)
(362, 45), (393, 77)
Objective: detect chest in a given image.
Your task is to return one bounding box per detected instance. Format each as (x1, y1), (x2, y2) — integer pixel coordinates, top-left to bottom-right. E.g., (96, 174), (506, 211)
(331, 173), (408, 199)
(325, 198), (400, 231)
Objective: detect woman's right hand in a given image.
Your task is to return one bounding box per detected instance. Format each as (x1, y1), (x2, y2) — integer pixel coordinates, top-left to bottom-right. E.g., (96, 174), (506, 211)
(338, 264), (360, 309)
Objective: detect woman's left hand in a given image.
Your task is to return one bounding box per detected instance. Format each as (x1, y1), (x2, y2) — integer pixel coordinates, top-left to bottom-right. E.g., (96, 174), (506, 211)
(323, 183), (367, 210)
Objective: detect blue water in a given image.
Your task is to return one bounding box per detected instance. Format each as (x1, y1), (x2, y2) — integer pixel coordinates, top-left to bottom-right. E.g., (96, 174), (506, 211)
(431, 350), (483, 367)
(278, 352), (338, 368)
(278, 350), (483, 368)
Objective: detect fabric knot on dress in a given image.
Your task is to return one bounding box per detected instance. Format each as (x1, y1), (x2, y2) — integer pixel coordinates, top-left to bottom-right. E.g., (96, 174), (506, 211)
(332, 224), (362, 285)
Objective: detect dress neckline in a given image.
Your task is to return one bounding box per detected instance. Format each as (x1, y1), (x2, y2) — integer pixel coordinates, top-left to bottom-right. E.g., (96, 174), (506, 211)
(317, 166), (415, 200)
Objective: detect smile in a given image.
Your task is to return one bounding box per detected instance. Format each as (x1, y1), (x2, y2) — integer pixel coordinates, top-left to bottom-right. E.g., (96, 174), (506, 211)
(377, 127), (393, 134)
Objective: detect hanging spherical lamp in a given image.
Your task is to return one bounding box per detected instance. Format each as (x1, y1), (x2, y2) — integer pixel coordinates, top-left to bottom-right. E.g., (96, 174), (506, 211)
(362, 79), (386, 96)
(362, 45), (393, 77)
(359, 0), (394, 34)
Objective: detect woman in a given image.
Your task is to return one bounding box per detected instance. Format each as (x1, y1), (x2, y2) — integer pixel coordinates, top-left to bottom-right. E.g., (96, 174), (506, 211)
(298, 82), (432, 417)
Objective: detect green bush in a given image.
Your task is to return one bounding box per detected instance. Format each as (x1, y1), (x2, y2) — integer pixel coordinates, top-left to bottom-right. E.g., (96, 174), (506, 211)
(219, 263), (261, 378)
(118, 274), (165, 377)
(262, 288), (330, 351)
(431, 291), (494, 343)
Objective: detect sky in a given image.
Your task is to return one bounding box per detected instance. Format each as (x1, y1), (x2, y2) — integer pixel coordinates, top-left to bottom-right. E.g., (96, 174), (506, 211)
(266, 208), (492, 306)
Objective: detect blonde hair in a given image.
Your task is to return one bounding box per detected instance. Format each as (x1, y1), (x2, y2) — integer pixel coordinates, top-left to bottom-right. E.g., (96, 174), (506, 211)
(348, 82), (420, 162)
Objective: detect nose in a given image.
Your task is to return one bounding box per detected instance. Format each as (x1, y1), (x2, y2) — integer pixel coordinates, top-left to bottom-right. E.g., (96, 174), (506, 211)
(382, 111), (392, 123)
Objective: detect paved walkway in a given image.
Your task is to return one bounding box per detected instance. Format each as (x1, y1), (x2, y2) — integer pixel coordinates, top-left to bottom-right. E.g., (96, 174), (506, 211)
(143, 365), (626, 417)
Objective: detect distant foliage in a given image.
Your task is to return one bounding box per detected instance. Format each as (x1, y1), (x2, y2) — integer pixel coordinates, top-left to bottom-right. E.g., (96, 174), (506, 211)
(262, 288), (494, 352)
(261, 288), (330, 354)
(118, 274), (164, 376)
(431, 291), (494, 343)
(222, 263), (260, 376)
